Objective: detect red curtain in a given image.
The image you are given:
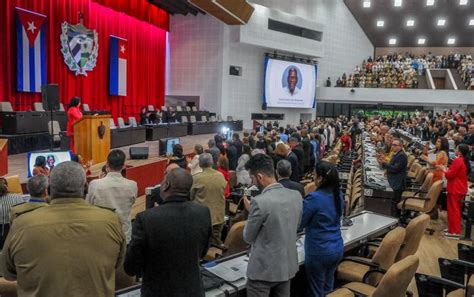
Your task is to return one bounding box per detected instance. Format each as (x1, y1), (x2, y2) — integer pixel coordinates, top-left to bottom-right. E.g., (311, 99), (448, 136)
(0, 0), (168, 120)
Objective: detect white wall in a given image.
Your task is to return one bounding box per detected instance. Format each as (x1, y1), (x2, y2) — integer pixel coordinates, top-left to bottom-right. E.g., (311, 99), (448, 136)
(167, 15), (225, 112)
(167, 0), (374, 129)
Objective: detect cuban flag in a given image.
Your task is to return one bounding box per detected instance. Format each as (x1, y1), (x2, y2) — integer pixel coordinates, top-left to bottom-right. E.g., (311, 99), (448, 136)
(16, 7), (47, 93)
(109, 35), (127, 96)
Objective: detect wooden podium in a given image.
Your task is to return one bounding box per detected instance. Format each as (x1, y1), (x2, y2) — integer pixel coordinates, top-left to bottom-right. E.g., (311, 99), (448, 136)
(73, 115), (111, 164)
(0, 139), (7, 176)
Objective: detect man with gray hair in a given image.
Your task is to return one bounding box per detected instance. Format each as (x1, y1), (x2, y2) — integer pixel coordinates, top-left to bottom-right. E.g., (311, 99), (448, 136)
(276, 159), (305, 197)
(10, 175), (49, 223)
(1, 161), (126, 297)
(207, 139), (221, 166)
(191, 153), (227, 245)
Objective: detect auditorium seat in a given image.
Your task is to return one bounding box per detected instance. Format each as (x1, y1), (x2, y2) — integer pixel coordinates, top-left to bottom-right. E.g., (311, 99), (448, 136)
(206, 221), (248, 260)
(59, 103), (65, 111)
(210, 116), (217, 122)
(217, 115), (223, 122)
(0, 277), (18, 297)
(227, 116), (233, 121)
(82, 104), (90, 112)
(117, 117), (130, 129)
(185, 106), (191, 112)
(147, 105), (155, 112)
(192, 106), (198, 112)
(128, 117), (138, 128)
(33, 102), (45, 112)
(201, 116), (208, 122)
(330, 255), (419, 297)
(176, 106), (183, 112)
(5, 175), (22, 194)
(337, 227), (406, 286)
(181, 116), (188, 123)
(110, 118), (117, 129)
(0, 102), (13, 112)
(190, 115), (197, 123)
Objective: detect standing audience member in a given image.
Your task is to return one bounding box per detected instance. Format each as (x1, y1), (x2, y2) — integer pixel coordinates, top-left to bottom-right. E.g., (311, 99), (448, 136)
(0, 162), (126, 297)
(125, 168), (211, 297)
(300, 162), (344, 297)
(191, 153), (227, 246)
(0, 178), (25, 248)
(10, 175), (49, 223)
(207, 139), (221, 167)
(377, 138), (407, 216)
(32, 156), (50, 177)
(289, 137), (305, 177)
(276, 160), (305, 197)
(190, 144), (204, 175)
(233, 133), (243, 159)
(236, 145), (252, 186)
(437, 144), (470, 238)
(217, 155), (231, 198)
(168, 144), (188, 169)
(86, 150), (138, 244)
(243, 154), (302, 297)
(340, 130), (352, 153)
(226, 139), (238, 171)
(286, 144), (301, 183)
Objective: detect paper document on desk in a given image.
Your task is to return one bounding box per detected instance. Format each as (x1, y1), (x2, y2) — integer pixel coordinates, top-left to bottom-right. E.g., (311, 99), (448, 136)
(205, 259), (248, 282)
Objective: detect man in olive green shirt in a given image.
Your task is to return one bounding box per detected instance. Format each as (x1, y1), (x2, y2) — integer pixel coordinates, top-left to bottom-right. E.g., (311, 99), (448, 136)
(191, 153), (227, 245)
(0, 161), (126, 297)
(10, 175), (49, 223)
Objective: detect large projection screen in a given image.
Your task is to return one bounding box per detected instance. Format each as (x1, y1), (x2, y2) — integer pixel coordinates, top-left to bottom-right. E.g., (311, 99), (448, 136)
(263, 57), (317, 109)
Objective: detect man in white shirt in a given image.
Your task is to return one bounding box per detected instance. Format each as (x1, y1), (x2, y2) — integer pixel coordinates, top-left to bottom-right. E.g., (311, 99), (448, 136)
(283, 68), (301, 96)
(86, 149), (137, 243)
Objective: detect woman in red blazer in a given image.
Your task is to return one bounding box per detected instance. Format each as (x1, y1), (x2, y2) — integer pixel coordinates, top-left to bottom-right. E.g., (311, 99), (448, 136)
(66, 97), (83, 153)
(437, 144), (471, 237)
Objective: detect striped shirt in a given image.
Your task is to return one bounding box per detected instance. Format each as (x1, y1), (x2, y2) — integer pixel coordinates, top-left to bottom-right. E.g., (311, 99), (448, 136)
(0, 194), (26, 225)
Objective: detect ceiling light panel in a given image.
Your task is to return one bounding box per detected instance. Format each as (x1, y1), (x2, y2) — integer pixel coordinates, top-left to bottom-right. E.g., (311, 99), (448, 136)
(459, 0), (468, 5)
(426, 0), (435, 5)
(389, 38), (397, 45)
(469, 19), (474, 26)
(406, 20), (415, 27)
(447, 38), (456, 44)
(363, 1), (371, 8)
(418, 38), (426, 45)
(394, 0), (403, 7)
(377, 20), (385, 27)
(437, 19), (446, 26)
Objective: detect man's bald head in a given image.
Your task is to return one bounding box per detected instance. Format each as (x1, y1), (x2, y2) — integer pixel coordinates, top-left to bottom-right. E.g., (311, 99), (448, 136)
(161, 167), (193, 200)
(165, 163), (180, 175)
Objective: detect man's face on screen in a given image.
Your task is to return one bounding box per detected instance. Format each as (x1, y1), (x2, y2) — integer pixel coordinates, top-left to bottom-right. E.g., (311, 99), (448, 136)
(288, 69), (298, 93)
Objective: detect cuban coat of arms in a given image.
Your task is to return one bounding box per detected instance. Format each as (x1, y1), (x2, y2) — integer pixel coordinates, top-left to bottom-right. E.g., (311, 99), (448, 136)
(60, 22), (98, 76)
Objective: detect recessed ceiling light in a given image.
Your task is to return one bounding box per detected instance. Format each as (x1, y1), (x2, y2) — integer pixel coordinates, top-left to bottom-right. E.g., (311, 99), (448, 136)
(418, 38), (426, 45)
(447, 38), (456, 44)
(437, 19), (446, 26)
(406, 20), (415, 27)
(363, 1), (371, 8)
(469, 19), (474, 26)
(377, 20), (385, 27)
(426, 0), (435, 5)
(394, 0), (403, 7)
(389, 38), (397, 45)
(460, 0), (468, 5)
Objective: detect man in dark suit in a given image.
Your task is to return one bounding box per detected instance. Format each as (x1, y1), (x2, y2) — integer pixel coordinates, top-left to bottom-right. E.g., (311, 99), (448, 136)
(286, 149), (300, 183)
(378, 138), (408, 216)
(226, 139), (238, 171)
(290, 137), (305, 177)
(124, 168), (212, 297)
(232, 133), (243, 159)
(276, 160), (304, 197)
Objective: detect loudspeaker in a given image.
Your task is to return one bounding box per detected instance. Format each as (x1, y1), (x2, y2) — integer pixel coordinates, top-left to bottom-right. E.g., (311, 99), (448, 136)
(129, 147), (149, 160)
(261, 102), (267, 110)
(41, 84), (60, 111)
